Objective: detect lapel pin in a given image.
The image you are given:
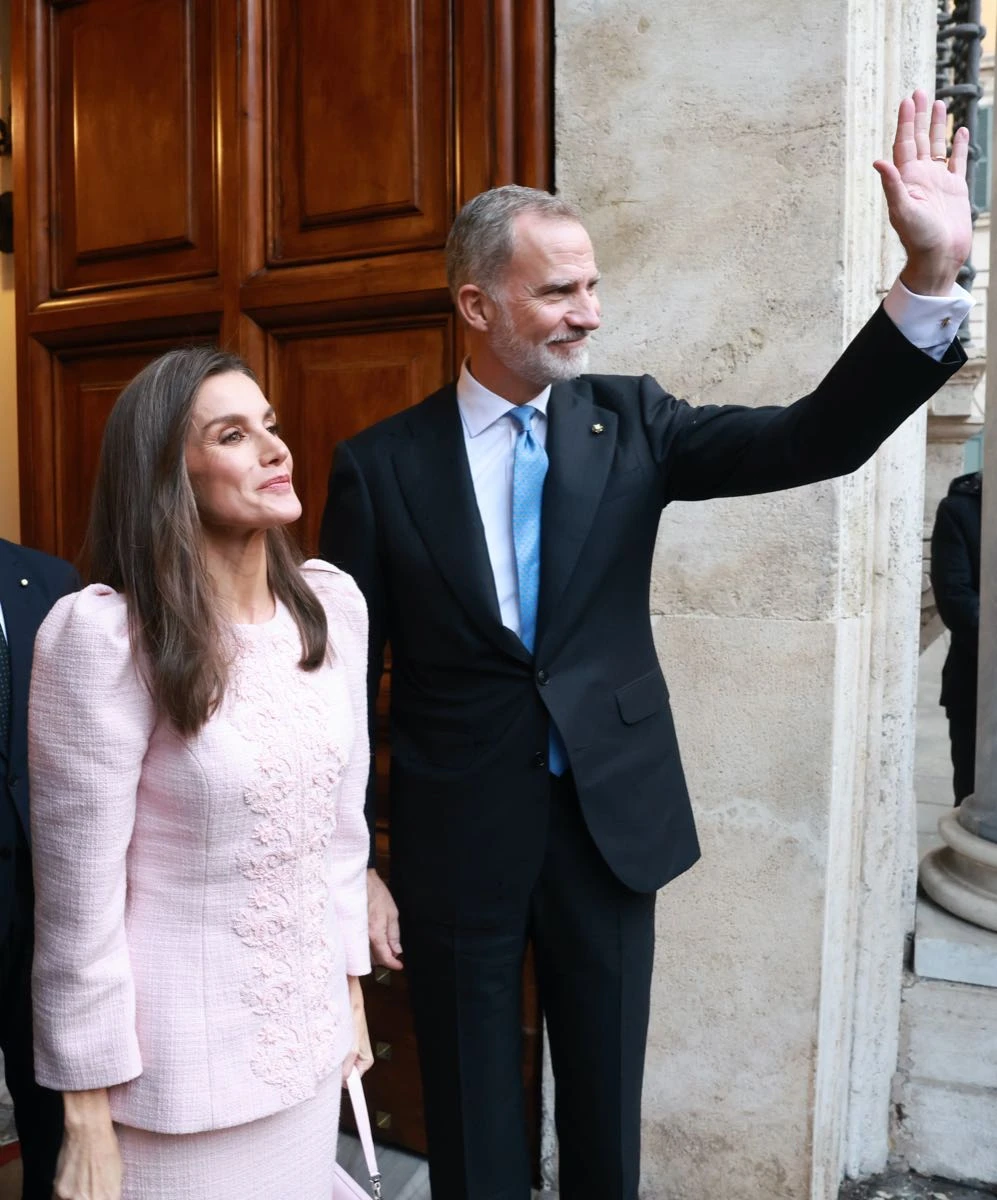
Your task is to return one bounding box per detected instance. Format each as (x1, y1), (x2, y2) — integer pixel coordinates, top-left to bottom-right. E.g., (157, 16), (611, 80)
(591, 423), (605, 435)
(19, 578), (28, 587)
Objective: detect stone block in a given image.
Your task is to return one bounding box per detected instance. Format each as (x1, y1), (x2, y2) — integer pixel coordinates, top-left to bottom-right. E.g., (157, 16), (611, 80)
(894, 976), (997, 1185)
(656, 613), (847, 828)
(901, 974), (997, 1087)
(652, 489), (845, 624)
(895, 1079), (997, 1185)
(914, 897), (997, 989)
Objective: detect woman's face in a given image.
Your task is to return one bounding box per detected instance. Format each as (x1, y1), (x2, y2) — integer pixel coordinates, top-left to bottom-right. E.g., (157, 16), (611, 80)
(185, 371), (302, 535)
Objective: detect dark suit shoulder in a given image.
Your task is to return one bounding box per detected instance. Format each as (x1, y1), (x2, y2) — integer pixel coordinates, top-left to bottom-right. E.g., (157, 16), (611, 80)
(576, 372), (649, 393)
(570, 372), (674, 413)
(0, 538), (81, 599)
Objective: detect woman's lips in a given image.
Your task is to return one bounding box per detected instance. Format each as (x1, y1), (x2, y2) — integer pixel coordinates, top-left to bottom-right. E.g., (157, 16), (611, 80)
(259, 475), (292, 493)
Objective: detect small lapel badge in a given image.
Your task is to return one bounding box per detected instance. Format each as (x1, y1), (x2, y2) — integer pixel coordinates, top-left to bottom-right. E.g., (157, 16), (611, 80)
(591, 423), (605, 435)
(19, 578), (28, 587)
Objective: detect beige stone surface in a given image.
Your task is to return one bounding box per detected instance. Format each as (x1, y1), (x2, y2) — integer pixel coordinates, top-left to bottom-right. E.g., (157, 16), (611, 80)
(894, 977), (997, 1183)
(554, 0), (934, 1196)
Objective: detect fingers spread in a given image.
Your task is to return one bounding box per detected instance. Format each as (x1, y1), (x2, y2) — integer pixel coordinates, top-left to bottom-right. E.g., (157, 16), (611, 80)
(893, 95), (917, 167)
(874, 158), (909, 211)
(950, 124), (970, 177)
(929, 98), (949, 160)
(913, 88), (931, 159)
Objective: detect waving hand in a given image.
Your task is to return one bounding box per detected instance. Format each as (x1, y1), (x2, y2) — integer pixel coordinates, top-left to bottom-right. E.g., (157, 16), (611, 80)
(874, 89), (973, 296)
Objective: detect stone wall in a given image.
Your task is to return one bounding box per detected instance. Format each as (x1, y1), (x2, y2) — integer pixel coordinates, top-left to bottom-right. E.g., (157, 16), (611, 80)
(554, 1), (935, 1195)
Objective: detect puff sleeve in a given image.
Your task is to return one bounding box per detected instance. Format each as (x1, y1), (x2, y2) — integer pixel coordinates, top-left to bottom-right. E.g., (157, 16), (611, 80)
(29, 586), (156, 1091)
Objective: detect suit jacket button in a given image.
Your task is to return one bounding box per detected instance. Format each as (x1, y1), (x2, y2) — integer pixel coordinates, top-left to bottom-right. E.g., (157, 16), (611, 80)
(536, 669), (549, 686)
(533, 752), (547, 769)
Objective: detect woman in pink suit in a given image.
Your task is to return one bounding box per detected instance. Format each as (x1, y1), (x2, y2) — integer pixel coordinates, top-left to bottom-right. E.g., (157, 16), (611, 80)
(27, 348), (373, 1200)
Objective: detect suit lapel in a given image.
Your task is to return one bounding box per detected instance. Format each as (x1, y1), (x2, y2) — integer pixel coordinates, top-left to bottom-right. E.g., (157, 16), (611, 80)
(392, 387), (532, 665)
(537, 381), (617, 645)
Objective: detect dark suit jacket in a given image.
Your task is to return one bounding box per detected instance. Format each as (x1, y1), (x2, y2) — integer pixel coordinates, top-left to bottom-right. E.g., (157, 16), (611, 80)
(0, 539), (80, 927)
(931, 471), (981, 715)
(320, 308), (965, 925)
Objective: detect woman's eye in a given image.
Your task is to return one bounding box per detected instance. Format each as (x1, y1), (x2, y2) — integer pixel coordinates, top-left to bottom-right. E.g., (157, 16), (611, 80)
(220, 429), (243, 444)
(267, 423), (282, 438)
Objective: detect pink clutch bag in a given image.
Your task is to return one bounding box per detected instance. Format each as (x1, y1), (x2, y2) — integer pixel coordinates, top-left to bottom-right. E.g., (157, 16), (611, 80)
(333, 1068), (382, 1199)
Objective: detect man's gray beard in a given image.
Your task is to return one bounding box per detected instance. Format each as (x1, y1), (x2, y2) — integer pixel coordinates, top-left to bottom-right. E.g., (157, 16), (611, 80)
(491, 312), (590, 390)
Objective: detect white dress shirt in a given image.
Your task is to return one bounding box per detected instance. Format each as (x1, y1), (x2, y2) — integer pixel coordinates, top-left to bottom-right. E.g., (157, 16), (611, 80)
(456, 279), (973, 641)
(457, 367), (551, 637)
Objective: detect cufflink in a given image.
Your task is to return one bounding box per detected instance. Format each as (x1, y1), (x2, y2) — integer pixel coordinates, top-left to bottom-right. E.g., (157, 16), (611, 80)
(941, 317), (952, 328)
(591, 423), (605, 434)
(19, 579), (28, 587)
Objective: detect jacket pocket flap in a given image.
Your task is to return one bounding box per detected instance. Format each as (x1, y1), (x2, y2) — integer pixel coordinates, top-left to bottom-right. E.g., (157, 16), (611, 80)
(615, 669), (668, 725)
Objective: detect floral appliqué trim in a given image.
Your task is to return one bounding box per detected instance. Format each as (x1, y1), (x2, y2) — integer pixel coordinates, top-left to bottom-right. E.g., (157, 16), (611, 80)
(225, 618), (350, 1105)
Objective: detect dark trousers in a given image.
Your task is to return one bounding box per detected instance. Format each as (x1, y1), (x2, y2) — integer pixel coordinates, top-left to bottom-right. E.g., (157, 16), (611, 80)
(402, 773), (656, 1200)
(947, 707), (976, 805)
(0, 857), (63, 1200)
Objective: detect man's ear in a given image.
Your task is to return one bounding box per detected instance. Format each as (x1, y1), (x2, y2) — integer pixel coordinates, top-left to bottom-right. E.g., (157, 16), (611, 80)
(456, 284), (493, 332)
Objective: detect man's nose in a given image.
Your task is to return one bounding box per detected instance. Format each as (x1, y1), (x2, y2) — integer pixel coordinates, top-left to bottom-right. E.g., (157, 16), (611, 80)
(575, 294), (601, 330)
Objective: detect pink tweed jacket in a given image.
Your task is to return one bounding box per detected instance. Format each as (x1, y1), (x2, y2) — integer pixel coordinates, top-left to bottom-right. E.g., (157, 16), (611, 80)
(28, 560), (371, 1134)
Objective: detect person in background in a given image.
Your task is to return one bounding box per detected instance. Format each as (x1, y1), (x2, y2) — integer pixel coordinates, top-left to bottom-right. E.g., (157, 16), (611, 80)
(28, 348), (372, 1200)
(0, 538), (79, 1200)
(931, 468), (982, 804)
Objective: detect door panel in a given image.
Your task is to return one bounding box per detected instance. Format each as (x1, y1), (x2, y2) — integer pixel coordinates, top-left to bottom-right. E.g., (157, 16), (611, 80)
(270, 315), (453, 553)
(15, 0), (551, 1162)
(266, 0), (450, 265)
(51, 342), (217, 561)
(50, 0), (217, 293)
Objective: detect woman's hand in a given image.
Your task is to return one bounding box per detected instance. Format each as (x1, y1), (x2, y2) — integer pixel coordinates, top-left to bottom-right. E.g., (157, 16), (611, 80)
(54, 1089), (122, 1200)
(342, 974), (374, 1082)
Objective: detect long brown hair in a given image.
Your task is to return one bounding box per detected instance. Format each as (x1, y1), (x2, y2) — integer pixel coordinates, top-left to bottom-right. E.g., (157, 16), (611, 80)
(85, 347), (328, 735)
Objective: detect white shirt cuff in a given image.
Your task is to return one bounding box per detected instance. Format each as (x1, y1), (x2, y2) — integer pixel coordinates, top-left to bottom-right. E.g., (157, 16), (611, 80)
(882, 277), (974, 362)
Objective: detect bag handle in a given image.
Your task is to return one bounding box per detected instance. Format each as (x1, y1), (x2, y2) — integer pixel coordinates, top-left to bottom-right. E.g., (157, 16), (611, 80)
(345, 1067), (382, 1199)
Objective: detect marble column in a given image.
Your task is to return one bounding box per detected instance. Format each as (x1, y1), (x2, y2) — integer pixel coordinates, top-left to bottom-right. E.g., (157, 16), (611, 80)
(919, 183), (997, 927)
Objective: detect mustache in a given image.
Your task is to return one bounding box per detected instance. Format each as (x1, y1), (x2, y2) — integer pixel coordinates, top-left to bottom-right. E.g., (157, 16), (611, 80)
(547, 331), (590, 345)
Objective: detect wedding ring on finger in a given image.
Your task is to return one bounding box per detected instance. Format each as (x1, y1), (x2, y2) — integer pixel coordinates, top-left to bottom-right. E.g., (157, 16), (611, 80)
(931, 154), (948, 161)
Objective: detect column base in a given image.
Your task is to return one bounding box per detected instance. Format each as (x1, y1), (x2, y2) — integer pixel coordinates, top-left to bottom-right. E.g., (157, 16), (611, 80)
(919, 810), (997, 934)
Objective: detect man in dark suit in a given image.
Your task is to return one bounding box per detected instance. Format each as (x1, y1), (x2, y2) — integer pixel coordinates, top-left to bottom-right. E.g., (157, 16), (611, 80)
(930, 469), (982, 804)
(0, 538), (79, 1199)
(320, 91), (973, 1199)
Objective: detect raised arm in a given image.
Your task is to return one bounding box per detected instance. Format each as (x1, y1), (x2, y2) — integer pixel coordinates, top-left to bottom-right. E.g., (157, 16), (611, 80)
(874, 89), (972, 297)
(653, 90), (972, 503)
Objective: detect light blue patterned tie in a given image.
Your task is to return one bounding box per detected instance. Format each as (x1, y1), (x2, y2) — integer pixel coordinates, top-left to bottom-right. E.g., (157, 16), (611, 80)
(508, 406), (567, 776)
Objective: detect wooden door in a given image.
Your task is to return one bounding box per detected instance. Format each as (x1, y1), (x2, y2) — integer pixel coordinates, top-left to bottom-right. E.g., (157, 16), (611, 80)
(13, 0), (551, 1160)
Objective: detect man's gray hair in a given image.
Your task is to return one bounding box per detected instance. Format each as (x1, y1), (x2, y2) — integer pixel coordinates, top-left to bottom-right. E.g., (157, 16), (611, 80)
(445, 185), (582, 300)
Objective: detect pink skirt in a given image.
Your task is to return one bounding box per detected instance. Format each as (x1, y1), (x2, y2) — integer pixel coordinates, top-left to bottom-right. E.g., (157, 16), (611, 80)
(116, 1072), (342, 1200)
